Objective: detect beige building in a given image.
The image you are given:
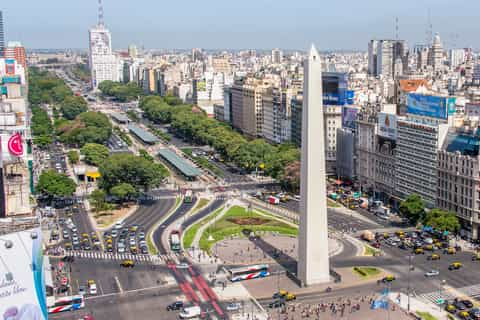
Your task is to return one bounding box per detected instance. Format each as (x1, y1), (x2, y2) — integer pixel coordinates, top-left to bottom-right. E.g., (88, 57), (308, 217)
(437, 128), (480, 240)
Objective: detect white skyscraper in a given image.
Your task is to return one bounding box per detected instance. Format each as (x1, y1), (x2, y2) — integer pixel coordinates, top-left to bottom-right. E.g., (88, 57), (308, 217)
(88, 0), (118, 89)
(298, 45), (330, 286)
(431, 33), (444, 71)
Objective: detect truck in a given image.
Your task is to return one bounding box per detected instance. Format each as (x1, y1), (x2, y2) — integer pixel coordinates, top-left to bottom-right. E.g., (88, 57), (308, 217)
(179, 306), (202, 319)
(374, 206), (390, 217)
(268, 196), (280, 205)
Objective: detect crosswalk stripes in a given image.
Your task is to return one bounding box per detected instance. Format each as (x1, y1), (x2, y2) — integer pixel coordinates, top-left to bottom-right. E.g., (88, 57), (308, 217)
(419, 283), (480, 304)
(67, 250), (182, 264)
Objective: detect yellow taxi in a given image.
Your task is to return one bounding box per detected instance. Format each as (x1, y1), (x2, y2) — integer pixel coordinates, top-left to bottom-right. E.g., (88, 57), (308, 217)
(472, 253), (480, 261)
(415, 248), (425, 254)
(427, 253), (440, 260)
(120, 259), (135, 268)
(82, 233), (89, 238)
(445, 247), (456, 255)
(448, 262), (462, 270)
(285, 293), (296, 301)
(395, 231), (404, 237)
(65, 242), (72, 250)
(458, 311), (470, 319)
(424, 244), (434, 251)
(445, 304), (456, 313)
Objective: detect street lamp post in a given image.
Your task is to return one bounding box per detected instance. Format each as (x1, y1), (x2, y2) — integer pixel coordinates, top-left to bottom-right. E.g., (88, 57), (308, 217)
(407, 254), (414, 311)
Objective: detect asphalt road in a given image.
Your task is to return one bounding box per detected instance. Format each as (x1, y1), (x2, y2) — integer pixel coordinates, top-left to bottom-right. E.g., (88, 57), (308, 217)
(153, 197), (198, 254)
(123, 197), (177, 231)
(180, 198), (225, 230)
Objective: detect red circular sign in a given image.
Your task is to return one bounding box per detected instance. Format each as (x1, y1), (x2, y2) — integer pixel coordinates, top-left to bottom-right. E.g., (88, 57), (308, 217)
(58, 262), (64, 269)
(8, 133), (23, 156)
(61, 277), (68, 285)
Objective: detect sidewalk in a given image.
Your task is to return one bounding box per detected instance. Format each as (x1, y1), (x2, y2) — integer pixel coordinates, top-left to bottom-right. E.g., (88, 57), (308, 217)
(389, 292), (450, 320)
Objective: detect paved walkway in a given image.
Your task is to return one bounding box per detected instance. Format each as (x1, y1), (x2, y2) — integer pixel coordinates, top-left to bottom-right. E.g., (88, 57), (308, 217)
(390, 292), (450, 320)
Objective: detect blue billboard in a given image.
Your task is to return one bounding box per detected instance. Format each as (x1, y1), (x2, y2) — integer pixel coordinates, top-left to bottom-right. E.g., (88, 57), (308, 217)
(322, 72), (354, 106)
(342, 106), (359, 129)
(407, 94), (456, 119)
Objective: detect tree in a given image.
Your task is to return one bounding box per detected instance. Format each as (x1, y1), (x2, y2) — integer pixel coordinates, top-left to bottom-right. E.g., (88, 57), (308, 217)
(33, 135), (53, 149)
(60, 96), (88, 120)
(90, 189), (107, 212)
(139, 149), (154, 162)
(399, 194), (425, 224)
(58, 112), (112, 147)
(110, 183), (137, 203)
(81, 143), (110, 166)
(99, 153), (169, 192)
(37, 170), (76, 198)
(67, 150), (79, 164)
(98, 81), (143, 102)
(280, 161), (300, 193)
(423, 209), (460, 234)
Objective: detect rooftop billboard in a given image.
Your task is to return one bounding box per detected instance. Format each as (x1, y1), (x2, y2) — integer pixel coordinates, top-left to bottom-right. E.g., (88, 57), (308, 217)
(0, 228), (47, 320)
(406, 93), (456, 119)
(378, 113), (397, 140)
(342, 106), (359, 129)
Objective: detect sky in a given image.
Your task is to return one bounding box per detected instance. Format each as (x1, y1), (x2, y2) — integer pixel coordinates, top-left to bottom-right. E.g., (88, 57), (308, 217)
(2, 0), (479, 51)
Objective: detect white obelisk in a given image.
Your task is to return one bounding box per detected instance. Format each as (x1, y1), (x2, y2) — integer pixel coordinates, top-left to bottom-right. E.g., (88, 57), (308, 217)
(298, 44), (330, 286)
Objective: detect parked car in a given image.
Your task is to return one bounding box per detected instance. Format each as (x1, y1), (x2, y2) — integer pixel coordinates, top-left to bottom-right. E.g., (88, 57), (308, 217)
(166, 301), (184, 311)
(424, 270), (439, 277)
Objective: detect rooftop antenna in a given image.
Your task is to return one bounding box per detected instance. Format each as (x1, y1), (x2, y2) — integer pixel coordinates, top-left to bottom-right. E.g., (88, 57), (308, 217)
(428, 9), (433, 44)
(395, 17), (399, 40)
(98, 0), (104, 26)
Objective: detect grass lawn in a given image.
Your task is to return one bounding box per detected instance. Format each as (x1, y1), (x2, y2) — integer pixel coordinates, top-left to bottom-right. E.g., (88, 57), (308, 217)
(352, 266), (381, 278)
(182, 206), (224, 249)
(364, 245), (379, 256)
(416, 311), (438, 320)
(193, 198), (209, 213)
(199, 205), (298, 253)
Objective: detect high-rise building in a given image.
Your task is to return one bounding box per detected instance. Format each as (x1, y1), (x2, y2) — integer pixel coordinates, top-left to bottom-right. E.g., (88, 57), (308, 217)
(438, 127), (480, 240)
(88, 1), (118, 89)
(128, 44), (138, 58)
(369, 39), (408, 78)
(0, 11), (4, 58)
(368, 40), (378, 76)
(271, 48), (283, 64)
(298, 45), (330, 286)
(430, 33), (444, 71)
(449, 49), (465, 69)
(4, 42), (27, 69)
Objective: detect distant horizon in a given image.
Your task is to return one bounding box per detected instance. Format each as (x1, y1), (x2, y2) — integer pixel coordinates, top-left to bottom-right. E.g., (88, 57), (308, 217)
(3, 0), (479, 50)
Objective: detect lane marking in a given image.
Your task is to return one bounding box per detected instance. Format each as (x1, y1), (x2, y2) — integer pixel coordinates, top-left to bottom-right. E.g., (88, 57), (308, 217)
(114, 276), (123, 293)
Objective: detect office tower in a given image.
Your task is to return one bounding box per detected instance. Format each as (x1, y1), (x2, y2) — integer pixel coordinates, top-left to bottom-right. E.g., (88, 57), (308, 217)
(370, 40), (408, 78)
(88, 0), (118, 89)
(298, 45), (330, 286)
(449, 49), (465, 69)
(271, 48), (283, 64)
(430, 33), (444, 71)
(0, 11), (4, 57)
(368, 40), (378, 75)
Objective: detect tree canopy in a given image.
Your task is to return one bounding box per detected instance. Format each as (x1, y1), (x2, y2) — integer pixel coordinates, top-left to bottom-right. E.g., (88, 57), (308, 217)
(67, 150), (79, 164)
(98, 153), (169, 192)
(399, 194), (425, 223)
(423, 209), (460, 234)
(28, 67), (72, 105)
(98, 81), (143, 102)
(37, 170), (77, 198)
(60, 96), (88, 120)
(110, 183), (137, 202)
(81, 143), (110, 166)
(137, 95), (301, 190)
(57, 112), (112, 147)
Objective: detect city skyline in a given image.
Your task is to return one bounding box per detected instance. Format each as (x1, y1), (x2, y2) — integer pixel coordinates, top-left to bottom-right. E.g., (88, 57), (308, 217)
(2, 0), (479, 50)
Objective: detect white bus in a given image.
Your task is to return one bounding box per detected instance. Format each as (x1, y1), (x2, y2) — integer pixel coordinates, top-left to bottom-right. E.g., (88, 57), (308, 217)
(48, 295), (85, 313)
(228, 264), (270, 282)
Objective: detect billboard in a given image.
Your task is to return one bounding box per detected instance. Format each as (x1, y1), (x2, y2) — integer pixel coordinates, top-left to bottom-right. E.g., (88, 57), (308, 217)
(466, 103), (480, 117)
(407, 93), (456, 119)
(322, 72), (354, 106)
(378, 113), (397, 140)
(0, 228), (48, 320)
(342, 106), (359, 129)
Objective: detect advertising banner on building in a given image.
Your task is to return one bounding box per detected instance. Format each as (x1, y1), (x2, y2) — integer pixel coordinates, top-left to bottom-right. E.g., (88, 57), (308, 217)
(342, 106), (359, 129)
(378, 113), (397, 140)
(407, 93), (456, 119)
(0, 133), (25, 163)
(466, 103), (480, 117)
(0, 228), (48, 320)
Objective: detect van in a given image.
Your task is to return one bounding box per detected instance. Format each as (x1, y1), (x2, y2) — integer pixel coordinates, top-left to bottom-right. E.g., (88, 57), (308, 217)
(179, 306), (201, 319)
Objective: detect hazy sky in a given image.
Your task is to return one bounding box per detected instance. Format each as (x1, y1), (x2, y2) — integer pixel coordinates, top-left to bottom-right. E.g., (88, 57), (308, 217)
(2, 0), (479, 50)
